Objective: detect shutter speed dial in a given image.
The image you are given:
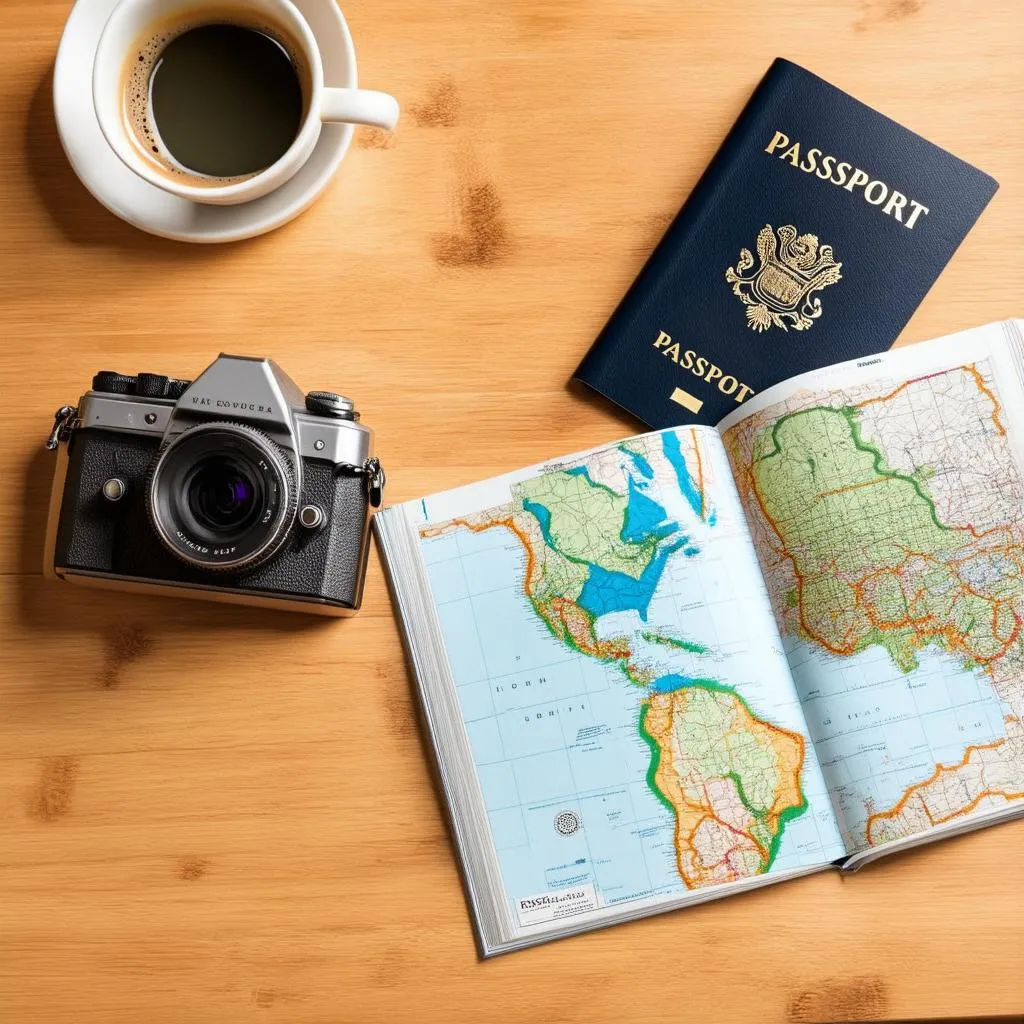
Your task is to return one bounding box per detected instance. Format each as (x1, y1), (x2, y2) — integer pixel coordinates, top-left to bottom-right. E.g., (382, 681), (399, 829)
(305, 392), (358, 420)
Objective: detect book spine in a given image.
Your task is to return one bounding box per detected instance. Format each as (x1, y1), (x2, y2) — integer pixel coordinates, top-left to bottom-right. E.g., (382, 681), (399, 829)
(574, 59), (798, 389)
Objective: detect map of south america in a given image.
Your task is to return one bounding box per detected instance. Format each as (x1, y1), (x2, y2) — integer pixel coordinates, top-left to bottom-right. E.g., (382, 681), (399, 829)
(422, 430), (818, 890)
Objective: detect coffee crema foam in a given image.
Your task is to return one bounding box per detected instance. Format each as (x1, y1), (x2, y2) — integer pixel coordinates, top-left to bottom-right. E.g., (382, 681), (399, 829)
(123, 9), (310, 187)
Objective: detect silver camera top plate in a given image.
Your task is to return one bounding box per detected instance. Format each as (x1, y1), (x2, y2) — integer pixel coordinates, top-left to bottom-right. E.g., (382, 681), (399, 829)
(72, 354), (373, 467)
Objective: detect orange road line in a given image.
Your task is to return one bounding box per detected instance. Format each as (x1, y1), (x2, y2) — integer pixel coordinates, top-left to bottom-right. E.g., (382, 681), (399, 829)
(853, 363), (1006, 436)
(425, 516), (538, 597)
(853, 370), (950, 409)
(814, 477), (889, 500)
(925, 787), (1024, 827)
(690, 428), (706, 521)
(751, 464), (1024, 662)
(865, 727), (1022, 844)
(963, 363), (1007, 436)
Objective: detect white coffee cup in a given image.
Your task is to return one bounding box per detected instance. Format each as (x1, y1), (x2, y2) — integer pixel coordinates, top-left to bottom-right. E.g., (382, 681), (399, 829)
(92, 0), (399, 205)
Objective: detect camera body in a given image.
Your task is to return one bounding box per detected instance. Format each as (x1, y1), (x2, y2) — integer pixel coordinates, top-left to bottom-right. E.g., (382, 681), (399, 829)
(45, 355), (383, 615)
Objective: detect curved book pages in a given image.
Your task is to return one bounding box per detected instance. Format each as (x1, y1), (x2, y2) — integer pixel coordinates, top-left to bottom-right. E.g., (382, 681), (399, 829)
(376, 320), (1024, 956)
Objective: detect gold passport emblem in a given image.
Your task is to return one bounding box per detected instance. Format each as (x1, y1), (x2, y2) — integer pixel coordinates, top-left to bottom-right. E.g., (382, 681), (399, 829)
(725, 224), (842, 332)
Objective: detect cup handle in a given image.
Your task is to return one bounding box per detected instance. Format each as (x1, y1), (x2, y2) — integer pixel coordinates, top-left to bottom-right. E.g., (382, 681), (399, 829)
(321, 88), (399, 131)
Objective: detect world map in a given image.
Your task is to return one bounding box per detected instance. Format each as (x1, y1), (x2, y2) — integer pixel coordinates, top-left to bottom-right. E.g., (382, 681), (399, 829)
(724, 361), (1024, 851)
(418, 429), (842, 916)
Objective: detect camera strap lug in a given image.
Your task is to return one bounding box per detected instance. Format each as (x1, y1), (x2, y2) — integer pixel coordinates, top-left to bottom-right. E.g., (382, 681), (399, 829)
(364, 458), (386, 508)
(336, 457), (386, 508)
(46, 406), (78, 451)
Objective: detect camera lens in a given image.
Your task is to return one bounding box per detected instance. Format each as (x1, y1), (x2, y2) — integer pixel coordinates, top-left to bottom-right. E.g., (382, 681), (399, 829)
(187, 459), (261, 531)
(147, 423), (297, 571)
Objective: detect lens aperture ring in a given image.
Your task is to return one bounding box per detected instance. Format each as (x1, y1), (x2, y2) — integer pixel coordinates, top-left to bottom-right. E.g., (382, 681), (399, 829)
(146, 421), (299, 572)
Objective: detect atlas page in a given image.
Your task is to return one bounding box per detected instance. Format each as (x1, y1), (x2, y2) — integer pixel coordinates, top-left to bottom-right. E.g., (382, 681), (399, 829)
(377, 425), (845, 956)
(717, 319), (1024, 869)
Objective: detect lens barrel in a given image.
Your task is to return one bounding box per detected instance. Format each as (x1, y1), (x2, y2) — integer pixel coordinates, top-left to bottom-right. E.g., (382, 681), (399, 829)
(147, 422), (297, 571)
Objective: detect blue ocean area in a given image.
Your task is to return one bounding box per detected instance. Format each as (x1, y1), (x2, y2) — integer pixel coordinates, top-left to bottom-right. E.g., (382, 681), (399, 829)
(620, 445), (655, 479)
(576, 540), (684, 620)
(650, 673), (703, 694)
(522, 498), (555, 546)
(620, 478), (673, 543)
(565, 465), (600, 488)
(521, 440), (716, 622)
(522, 493), (684, 622)
(661, 431), (704, 520)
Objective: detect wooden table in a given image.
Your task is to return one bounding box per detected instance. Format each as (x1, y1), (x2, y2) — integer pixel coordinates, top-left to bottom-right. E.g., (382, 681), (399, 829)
(2, 1), (1022, 1021)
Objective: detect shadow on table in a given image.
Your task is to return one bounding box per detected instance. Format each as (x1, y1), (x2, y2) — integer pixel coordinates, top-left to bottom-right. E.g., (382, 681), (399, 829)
(564, 377), (645, 436)
(15, 447), (336, 644)
(374, 553), (490, 957)
(24, 65), (257, 256)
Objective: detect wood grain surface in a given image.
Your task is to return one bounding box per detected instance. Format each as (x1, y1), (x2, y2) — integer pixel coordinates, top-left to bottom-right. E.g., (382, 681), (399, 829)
(2, 0), (1023, 1021)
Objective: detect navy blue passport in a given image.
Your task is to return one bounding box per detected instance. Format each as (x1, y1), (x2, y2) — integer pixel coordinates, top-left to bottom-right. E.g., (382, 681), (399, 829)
(573, 58), (998, 427)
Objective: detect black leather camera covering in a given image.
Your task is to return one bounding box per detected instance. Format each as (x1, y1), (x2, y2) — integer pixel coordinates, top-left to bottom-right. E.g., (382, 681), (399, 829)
(54, 428), (371, 610)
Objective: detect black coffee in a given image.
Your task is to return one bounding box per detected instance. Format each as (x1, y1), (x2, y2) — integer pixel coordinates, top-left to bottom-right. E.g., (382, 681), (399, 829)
(126, 19), (306, 183)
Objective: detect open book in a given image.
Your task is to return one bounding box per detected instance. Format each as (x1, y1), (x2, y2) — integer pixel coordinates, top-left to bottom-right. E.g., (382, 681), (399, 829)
(375, 319), (1024, 956)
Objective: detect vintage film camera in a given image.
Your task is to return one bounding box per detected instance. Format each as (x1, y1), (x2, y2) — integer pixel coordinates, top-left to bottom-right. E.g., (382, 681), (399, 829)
(44, 354), (384, 615)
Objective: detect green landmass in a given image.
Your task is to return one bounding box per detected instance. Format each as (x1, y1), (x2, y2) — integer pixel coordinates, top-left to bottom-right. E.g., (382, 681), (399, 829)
(640, 631), (709, 654)
(645, 683), (807, 876)
(752, 405), (1019, 670)
(637, 703), (675, 816)
(678, 686), (783, 816)
(517, 471), (658, 579)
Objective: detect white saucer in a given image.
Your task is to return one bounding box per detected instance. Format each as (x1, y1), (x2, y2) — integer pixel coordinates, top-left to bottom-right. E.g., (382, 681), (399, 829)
(53, 0), (356, 243)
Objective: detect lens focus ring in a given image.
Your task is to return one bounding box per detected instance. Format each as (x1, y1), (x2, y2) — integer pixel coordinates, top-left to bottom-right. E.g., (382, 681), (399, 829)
(146, 421), (298, 572)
